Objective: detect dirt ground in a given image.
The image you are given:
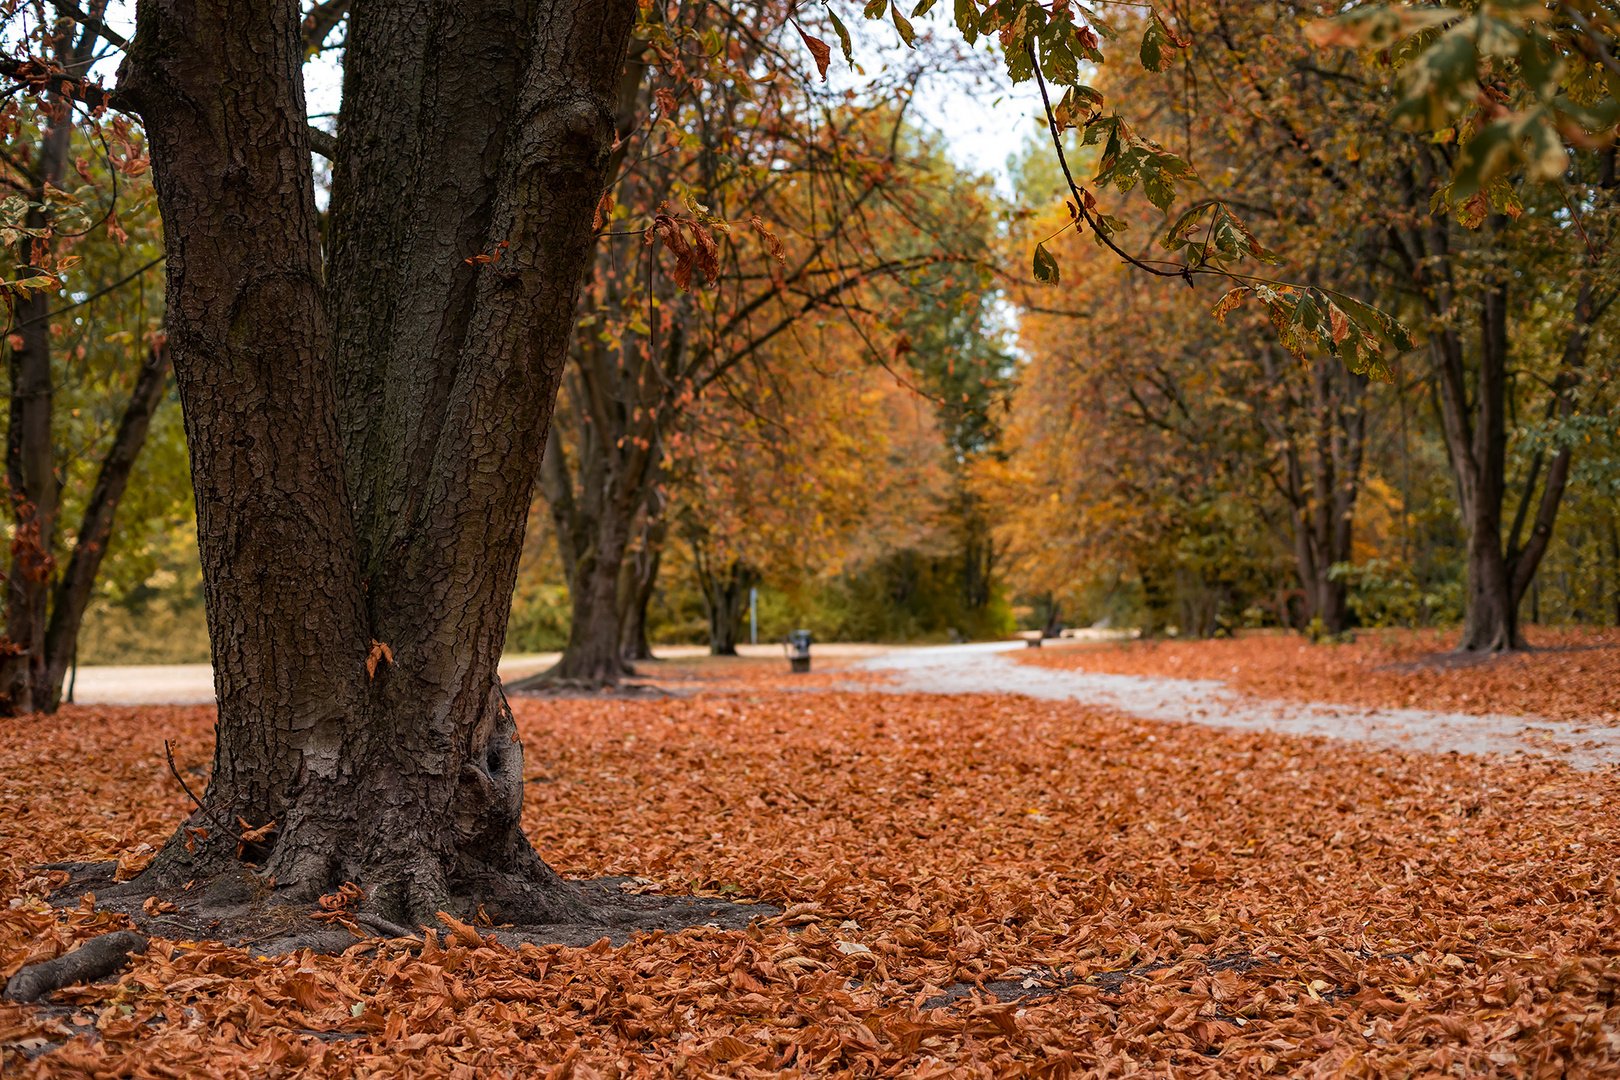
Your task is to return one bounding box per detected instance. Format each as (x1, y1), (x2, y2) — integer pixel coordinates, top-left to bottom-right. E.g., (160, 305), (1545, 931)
(4, 690), (1618, 1077)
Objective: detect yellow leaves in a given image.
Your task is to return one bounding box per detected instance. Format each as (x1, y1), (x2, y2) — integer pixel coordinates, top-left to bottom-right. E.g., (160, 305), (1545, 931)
(1210, 286), (1251, 324)
(141, 896), (176, 916)
(366, 639), (393, 678)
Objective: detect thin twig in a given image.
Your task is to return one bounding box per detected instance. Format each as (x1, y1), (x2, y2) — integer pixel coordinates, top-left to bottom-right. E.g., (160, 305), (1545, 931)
(7, 254), (165, 333)
(163, 739), (231, 836)
(164, 739), (204, 810)
(1028, 44), (1202, 282)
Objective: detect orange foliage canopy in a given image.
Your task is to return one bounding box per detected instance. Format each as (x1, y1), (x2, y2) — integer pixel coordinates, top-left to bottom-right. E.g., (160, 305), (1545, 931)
(3, 692), (1619, 1076)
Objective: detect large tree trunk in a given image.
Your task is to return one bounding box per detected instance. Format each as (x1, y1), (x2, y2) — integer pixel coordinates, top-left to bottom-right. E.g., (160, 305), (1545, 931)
(118, 0), (635, 925)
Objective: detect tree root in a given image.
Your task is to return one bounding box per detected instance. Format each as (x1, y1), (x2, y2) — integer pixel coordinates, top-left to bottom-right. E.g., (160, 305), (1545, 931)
(355, 912), (416, 940)
(4, 930), (149, 1003)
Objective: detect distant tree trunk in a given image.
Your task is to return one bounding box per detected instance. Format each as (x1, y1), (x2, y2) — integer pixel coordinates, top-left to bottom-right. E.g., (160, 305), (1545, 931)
(530, 349), (660, 687)
(516, 53), (661, 690)
(1430, 269), (1598, 652)
(0, 5), (169, 717)
(119, 0), (636, 923)
(1137, 557), (1173, 637)
(690, 533), (757, 656)
(619, 501), (665, 662)
(1259, 345), (1367, 636)
(40, 344), (172, 711)
(1040, 595), (1062, 638)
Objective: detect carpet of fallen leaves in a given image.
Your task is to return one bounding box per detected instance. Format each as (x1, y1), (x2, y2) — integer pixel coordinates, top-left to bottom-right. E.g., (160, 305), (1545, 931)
(4, 693), (1619, 1078)
(1019, 627), (1620, 726)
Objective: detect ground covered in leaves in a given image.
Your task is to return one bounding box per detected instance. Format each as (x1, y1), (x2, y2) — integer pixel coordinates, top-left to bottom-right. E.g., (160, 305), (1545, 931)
(3, 691), (1619, 1077)
(1020, 627), (1620, 726)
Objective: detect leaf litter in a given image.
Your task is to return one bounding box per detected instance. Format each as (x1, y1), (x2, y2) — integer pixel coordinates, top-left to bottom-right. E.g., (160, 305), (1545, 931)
(2, 691), (1617, 1077)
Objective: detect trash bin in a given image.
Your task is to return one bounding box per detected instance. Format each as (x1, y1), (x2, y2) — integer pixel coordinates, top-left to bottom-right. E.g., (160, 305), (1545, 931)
(785, 629), (812, 674)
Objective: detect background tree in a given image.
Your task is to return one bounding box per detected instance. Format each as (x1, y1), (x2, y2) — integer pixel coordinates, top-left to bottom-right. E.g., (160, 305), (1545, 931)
(531, 18), (1000, 684)
(0, 10), (173, 714)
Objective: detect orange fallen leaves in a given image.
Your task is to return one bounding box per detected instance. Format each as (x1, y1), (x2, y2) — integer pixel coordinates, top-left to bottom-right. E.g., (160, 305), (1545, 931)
(2, 691), (1617, 1076)
(1021, 626), (1620, 725)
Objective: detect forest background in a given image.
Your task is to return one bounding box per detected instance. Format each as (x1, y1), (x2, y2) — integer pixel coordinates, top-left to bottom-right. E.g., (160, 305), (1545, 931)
(6, 0), (1618, 679)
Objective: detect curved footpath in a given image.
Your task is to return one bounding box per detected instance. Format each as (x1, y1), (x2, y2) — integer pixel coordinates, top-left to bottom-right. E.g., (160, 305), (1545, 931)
(854, 640), (1620, 771)
(56, 641), (1620, 771)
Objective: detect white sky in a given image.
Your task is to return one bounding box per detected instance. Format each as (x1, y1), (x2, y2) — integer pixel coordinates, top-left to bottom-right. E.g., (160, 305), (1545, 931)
(73, 2), (1042, 194)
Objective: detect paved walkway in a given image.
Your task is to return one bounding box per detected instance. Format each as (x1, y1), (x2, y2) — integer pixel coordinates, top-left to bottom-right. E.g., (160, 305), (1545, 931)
(855, 641), (1620, 771)
(61, 643), (913, 706)
(63, 639), (1618, 771)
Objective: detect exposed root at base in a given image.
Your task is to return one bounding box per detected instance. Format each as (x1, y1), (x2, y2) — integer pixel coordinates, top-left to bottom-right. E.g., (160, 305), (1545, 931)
(38, 869), (777, 968)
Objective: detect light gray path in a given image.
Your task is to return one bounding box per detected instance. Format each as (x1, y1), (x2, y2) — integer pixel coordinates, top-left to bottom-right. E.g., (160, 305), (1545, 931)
(61, 643), (914, 706)
(856, 641), (1620, 771)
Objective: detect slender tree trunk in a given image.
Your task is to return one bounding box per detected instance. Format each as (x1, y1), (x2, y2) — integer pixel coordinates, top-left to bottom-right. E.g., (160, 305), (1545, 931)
(119, 0), (636, 924)
(1, 25), (82, 712)
(1261, 345), (1366, 637)
(690, 535), (756, 656)
(0, 4), (155, 716)
(619, 505), (665, 661)
(40, 344), (172, 710)
(1, 275), (63, 715)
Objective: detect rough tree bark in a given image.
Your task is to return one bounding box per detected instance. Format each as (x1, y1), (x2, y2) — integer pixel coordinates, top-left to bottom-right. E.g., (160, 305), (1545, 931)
(116, 0), (636, 924)
(0, 1), (172, 716)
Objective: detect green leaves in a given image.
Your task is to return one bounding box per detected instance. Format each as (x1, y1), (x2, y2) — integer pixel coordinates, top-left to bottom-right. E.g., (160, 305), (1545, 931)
(954, 0), (979, 45)
(1213, 285), (1409, 381)
(826, 7), (854, 64)
(1308, 0), (1612, 203)
(891, 1), (916, 46)
(1085, 116), (1193, 211)
(1032, 241), (1061, 285)
(1139, 9), (1189, 73)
